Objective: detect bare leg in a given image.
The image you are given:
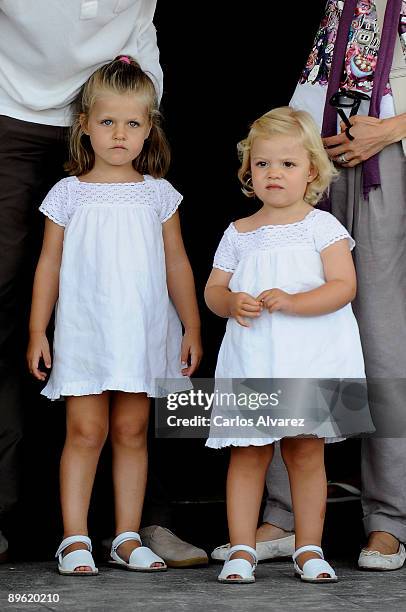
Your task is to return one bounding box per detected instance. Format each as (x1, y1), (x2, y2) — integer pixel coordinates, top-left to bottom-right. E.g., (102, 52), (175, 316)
(110, 391), (163, 568)
(226, 444), (274, 579)
(281, 437), (328, 577)
(60, 392), (110, 572)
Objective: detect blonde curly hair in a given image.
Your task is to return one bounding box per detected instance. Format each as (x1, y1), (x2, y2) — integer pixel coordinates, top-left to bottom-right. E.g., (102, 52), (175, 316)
(237, 106), (338, 206)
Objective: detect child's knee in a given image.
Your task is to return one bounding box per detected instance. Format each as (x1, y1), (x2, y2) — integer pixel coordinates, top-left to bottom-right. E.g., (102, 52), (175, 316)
(232, 444), (273, 469)
(67, 422), (108, 450)
(110, 420), (148, 449)
(281, 438), (324, 471)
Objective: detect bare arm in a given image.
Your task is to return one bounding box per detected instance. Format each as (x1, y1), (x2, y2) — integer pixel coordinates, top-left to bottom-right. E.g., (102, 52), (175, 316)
(204, 268), (262, 327)
(27, 219), (64, 379)
(257, 240), (356, 316)
(162, 211), (202, 375)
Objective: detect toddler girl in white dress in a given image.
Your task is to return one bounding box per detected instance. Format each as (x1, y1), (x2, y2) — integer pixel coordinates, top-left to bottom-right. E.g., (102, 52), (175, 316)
(205, 107), (370, 584)
(27, 56), (202, 575)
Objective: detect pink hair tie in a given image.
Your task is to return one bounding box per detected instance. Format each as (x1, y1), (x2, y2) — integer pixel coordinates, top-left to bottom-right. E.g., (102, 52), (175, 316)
(118, 56), (131, 64)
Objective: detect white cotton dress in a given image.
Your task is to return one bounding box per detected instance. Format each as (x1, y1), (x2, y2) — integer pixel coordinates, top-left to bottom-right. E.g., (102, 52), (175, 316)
(206, 209), (373, 448)
(39, 175), (190, 400)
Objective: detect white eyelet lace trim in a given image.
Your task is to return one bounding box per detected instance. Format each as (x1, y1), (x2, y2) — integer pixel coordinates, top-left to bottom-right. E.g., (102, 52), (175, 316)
(39, 175), (183, 226)
(213, 209), (355, 272)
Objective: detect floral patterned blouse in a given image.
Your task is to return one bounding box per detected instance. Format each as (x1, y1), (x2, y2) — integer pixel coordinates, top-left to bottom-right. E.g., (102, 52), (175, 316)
(300, 0), (406, 96)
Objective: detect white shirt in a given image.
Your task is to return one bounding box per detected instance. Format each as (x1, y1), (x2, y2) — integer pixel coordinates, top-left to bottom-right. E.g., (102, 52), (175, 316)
(0, 0), (163, 126)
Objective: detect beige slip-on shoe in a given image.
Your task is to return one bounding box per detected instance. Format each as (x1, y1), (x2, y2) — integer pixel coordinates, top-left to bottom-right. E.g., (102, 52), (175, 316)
(139, 525), (208, 568)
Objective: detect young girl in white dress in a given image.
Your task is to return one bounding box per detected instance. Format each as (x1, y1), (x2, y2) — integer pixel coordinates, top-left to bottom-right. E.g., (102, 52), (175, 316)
(205, 107), (368, 584)
(27, 56), (202, 576)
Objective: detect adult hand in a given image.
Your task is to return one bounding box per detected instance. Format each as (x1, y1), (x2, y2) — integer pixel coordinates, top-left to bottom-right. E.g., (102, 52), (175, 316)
(323, 115), (395, 167)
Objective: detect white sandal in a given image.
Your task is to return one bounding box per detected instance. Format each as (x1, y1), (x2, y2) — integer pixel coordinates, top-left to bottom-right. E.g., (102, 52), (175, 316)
(56, 535), (98, 576)
(292, 545), (338, 583)
(217, 544), (257, 584)
(109, 531), (167, 572)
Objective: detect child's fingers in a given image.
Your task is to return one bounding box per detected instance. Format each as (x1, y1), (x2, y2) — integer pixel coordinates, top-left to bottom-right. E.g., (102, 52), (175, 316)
(256, 290), (269, 301)
(258, 290), (279, 302)
(182, 363), (193, 376)
(261, 295), (274, 307)
(27, 351), (38, 374)
(267, 299), (282, 313)
(238, 292), (262, 305)
(183, 348), (201, 376)
(235, 315), (250, 328)
(240, 302), (262, 313)
(238, 305), (262, 318)
(180, 344), (189, 366)
(232, 306), (262, 324)
(42, 345), (52, 369)
(238, 312), (260, 320)
(181, 343), (198, 375)
(256, 289), (276, 301)
(262, 293), (281, 307)
(27, 342), (52, 380)
(244, 298), (262, 308)
(181, 361), (189, 374)
(190, 346), (202, 370)
(28, 354), (46, 381)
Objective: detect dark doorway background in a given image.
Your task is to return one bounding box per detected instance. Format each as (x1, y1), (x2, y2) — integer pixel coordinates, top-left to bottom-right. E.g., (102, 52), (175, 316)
(10, 2), (362, 560)
(155, 2), (327, 376)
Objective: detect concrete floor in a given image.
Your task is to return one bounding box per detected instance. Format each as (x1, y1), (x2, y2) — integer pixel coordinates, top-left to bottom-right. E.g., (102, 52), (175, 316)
(1, 559), (405, 612)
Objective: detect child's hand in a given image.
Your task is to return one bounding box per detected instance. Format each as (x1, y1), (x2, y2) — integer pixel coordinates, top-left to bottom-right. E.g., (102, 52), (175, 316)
(256, 289), (295, 314)
(27, 332), (52, 381)
(229, 292), (263, 327)
(181, 328), (203, 376)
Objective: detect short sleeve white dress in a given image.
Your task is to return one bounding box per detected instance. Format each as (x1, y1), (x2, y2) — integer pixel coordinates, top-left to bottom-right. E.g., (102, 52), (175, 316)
(39, 175), (190, 400)
(206, 209), (373, 448)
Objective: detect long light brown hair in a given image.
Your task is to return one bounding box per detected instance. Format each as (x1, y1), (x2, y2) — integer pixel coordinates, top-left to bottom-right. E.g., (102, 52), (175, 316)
(66, 56), (170, 177)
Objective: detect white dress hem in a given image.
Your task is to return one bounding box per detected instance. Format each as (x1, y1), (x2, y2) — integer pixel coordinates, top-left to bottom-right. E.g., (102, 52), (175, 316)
(205, 436), (345, 448)
(41, 377), (192, 401)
